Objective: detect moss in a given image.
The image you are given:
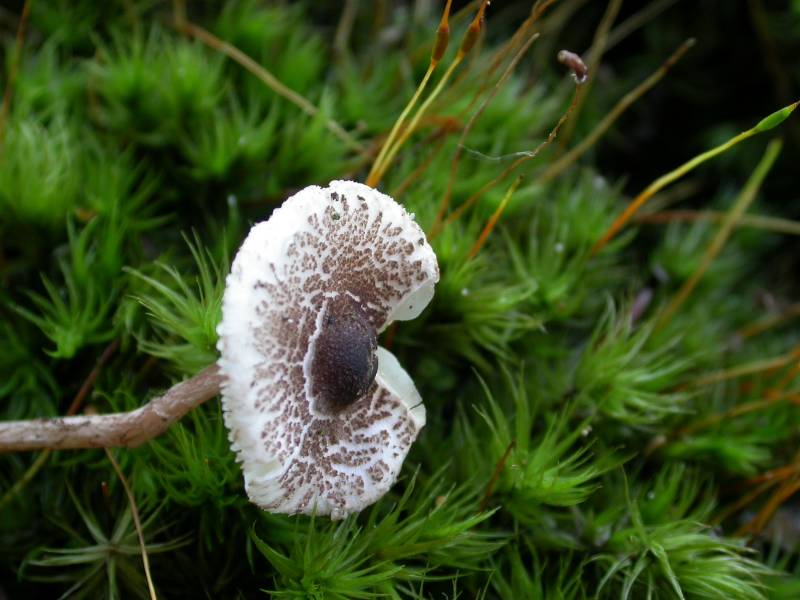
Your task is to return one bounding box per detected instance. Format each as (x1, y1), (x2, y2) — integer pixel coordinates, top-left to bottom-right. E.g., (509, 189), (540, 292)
(1, 1), (799, 598)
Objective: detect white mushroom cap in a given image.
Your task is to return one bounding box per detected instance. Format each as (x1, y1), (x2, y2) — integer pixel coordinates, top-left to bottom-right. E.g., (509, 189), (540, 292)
(217, 180), (439, 519)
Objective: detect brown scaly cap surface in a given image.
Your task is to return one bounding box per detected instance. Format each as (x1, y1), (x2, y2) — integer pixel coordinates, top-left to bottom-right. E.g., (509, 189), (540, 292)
(217, 180), (439, 519)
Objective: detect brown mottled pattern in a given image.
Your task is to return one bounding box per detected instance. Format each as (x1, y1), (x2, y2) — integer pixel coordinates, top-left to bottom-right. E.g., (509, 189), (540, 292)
(240, 189), (430, 516)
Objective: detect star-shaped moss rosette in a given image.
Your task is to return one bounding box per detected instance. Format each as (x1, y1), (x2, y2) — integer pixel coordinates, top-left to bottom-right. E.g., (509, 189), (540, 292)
(217, 180), (439, 519)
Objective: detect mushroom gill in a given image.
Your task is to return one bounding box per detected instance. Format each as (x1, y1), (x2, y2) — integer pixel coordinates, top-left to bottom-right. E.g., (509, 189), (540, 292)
(217, 180), (438, 519)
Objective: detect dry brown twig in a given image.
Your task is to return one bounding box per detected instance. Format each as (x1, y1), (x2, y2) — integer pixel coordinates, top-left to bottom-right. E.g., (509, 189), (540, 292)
(0, 365), (222, 453)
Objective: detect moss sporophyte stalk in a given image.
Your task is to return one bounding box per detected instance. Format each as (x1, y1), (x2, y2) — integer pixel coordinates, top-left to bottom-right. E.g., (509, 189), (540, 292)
(1, 1), (800, 598)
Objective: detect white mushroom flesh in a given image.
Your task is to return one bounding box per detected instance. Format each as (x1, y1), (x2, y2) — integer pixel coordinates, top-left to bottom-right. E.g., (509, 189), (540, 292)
(217, 180), (439, 519)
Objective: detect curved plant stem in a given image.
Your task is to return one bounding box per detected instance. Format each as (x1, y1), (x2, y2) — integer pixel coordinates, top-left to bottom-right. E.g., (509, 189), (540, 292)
(736, 302), (800, 340)
(177, 20), (364, 154)
(689, 346), (800, 387)
(654, 139), (782, 331)
(366, 0), (453, 187)
(390, 121), (455, 198)
(334, 0), (359, 58)
(0, 450), (50, 511)
(468, 176), (523, 259)
(106, 448), (158, 600)
(676, 389), (800, 438)
(591, 99), (798, 255)
(439, 85), (581, 232)
(604, 0), (678, 53)
(367, 64), (436, 187)
(0, 365), (222, 453)
(369, 0), (488, 187)
(480, 440), (515, 512)
(713, 479), (775, 526)
(372, 59), (462, 186)
(461, 0), (553, 123)
(737, 474), (800, 537)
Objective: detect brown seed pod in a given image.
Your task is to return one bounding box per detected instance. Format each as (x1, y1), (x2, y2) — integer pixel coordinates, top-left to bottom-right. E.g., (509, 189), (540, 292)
(557, 49), (588, 84)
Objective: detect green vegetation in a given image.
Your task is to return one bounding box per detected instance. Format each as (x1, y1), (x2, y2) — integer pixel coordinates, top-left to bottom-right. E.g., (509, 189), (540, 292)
(1, 1), (799, 597)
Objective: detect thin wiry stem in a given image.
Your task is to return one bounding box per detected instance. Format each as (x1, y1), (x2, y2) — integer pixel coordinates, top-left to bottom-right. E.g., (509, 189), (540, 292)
(537, 38), (695, 186)
(654, 139), (782, 331)
(463, 0), (554, 119)
(390, 120), (456, 198)
(604, 0), (678, 53)
(334, 0), (359, 58)
(713, 479), (776, 526)
(431, 30), (540, 236)
(736, 302), (800, 340)
(439, 85), (581, 232)
(676, 389), (800, 438)
(689, 346), (800, 387)
(369, 0), (488, 187)
(0, 365), (222, 452)
(737, 474), (800, 537)
(635, 209), (800, 237)
(106, 449), (158, 600)
(468, 176), (523, 260)
(366, 0), (453, 187)
(177, 20), (364, 154)
(591, 99), (798, 255)
(480, 440), (515, 512)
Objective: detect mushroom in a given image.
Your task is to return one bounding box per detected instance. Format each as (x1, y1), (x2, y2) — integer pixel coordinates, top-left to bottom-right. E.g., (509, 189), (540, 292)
(217, 180), (439, 519)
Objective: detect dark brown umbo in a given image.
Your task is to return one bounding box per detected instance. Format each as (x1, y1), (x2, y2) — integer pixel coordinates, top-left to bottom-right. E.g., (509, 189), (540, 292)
(309, 296), (379, 415)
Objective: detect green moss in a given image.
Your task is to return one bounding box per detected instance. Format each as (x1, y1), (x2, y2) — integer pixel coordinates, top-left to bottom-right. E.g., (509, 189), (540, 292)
(1, 1), (798, 598)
